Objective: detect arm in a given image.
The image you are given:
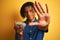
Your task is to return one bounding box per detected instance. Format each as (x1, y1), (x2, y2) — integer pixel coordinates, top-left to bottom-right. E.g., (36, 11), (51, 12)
(14, 24), (23, 40)
(29, 1), (50, 31)
(38, 25), (48, 32)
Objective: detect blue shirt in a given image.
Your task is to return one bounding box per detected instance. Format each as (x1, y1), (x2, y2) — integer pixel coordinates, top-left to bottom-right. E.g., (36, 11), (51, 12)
(23, 18), (44, 40)
(15, 18), (48, 40)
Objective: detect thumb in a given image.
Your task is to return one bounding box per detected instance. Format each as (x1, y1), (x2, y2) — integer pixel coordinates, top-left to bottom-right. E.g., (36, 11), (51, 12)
(29, 22), (39, 26)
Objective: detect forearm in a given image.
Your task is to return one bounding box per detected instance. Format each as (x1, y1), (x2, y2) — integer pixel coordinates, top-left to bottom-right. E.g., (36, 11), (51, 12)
(38, 25), (48, 31)
(18, 34), (22, 40)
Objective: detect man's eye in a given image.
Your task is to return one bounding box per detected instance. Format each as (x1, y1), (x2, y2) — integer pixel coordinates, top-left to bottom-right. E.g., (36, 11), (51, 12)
(30, 9), (34, 13)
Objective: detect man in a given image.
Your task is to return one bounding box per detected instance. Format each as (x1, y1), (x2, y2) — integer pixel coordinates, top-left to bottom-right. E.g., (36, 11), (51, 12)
(15, 1), (50, 40)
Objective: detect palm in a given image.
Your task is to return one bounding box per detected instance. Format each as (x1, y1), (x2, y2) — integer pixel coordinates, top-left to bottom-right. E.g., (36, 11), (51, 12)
(29, 1), (50, 27)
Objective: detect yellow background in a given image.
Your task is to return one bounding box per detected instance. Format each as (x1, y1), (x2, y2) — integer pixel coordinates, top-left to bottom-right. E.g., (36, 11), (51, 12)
(0, 0), (60, 40)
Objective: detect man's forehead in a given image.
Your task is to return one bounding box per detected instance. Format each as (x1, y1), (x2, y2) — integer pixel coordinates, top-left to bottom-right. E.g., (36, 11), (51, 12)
(25, 6), (34, 11)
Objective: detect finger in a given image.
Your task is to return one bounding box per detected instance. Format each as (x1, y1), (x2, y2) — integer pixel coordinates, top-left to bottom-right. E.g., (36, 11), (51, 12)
(35, 1), (42, 13)
(34, 3), (42, 19)
(46, 4), (48, 13)
(38, 2), (45, 13)
(29, 22), (39, 26)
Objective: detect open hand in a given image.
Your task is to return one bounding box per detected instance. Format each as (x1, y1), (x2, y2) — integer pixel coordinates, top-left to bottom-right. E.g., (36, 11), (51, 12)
(29, 1), (50, 27)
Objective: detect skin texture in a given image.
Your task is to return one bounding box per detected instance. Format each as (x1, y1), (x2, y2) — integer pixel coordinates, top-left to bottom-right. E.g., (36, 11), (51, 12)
(29, 1), (50, 31)
(25, 6), (35, 22)
(14, 1), (50, 40)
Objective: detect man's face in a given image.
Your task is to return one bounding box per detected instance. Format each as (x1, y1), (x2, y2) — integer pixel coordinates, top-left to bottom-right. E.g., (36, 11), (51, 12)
(25, 6), (35, 21)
